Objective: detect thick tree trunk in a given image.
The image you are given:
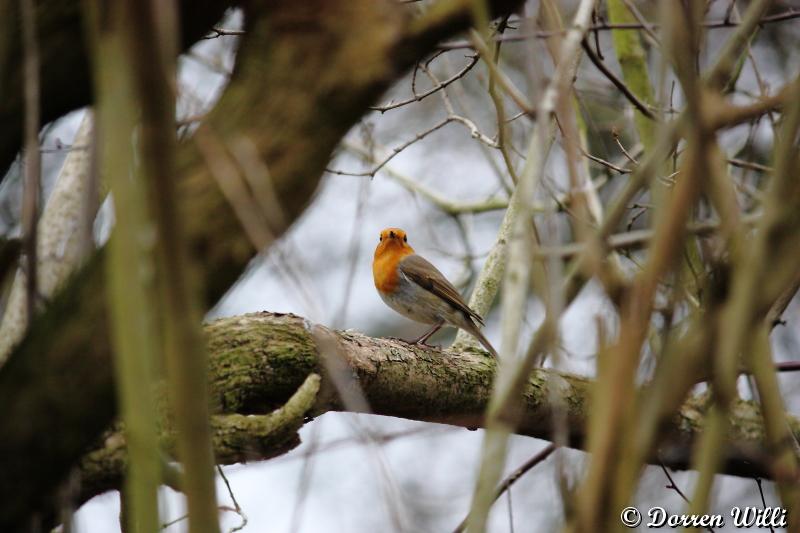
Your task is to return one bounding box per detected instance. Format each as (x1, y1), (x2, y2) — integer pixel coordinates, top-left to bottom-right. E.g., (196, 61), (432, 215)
(0, 0), (524, 529)
(0, 0), (235, 176)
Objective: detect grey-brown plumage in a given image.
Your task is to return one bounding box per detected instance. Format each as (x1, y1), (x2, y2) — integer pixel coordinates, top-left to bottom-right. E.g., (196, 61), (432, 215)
(393, 255), (497, 358)
(373, 228), (497, 358)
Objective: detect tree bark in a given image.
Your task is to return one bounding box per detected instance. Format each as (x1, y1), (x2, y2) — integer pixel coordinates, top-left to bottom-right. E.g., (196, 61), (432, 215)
(0, 0), (524, 529)
(0, 0), (235, 176)
(72, 311), (800, 510)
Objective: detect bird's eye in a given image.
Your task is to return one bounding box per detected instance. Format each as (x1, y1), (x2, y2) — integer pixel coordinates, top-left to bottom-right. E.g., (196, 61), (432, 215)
(379, 234), (383, 241)
(403, 235), (407, 242)
(389, 231), (395, 239)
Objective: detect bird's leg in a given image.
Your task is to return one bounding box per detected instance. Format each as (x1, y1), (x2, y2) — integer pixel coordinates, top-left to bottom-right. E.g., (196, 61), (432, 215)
(410, 321), (444, 347)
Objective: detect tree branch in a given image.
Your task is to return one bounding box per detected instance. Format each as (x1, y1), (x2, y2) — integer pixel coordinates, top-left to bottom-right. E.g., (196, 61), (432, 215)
(0, 0), (525, 529)
(77, 372), (322, 510)
(0, 0), (235, 177)
(70, 312), (800, 511)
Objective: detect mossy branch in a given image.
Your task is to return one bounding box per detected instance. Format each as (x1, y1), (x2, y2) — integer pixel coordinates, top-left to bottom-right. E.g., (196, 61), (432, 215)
(68, 312), (800, 509)
(78, 372), (321, 507)
(606, 0), (656, 148)
(0, 2), (526, 529)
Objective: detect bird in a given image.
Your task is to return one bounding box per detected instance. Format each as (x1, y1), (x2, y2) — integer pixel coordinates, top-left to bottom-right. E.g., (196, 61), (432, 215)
(372, 227), (497, 358)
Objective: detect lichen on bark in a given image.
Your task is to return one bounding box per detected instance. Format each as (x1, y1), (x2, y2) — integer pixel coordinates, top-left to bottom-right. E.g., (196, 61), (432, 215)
(70, 311), (800, 511)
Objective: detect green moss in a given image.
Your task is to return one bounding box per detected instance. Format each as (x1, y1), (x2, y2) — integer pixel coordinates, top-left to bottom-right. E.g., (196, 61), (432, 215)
(606, 0), (656, 149)
(207, 313), (317, 413)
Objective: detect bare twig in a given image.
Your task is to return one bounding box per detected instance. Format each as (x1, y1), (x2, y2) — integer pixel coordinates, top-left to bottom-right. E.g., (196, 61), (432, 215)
(217, 466), (248, 533)
(754, 477), (776, 533)
(419, 61), (500, 148)
(579, 144), (633, 174)
(202, 27), (245, 39)
(613, 132), (640, 165)
(466, 1), (597, 531)
(20, 0), (41, 326)
(453, 444), (556, 533)
(370, 54), (480, 112)
(439, 9), (800, 49)
(659, 463), (715, 533)
(536, 212), (760, 259)
(775, 362), (800, 373)
(326, 117), (483, 177)
(727, 157), (772, 173)
(620, 0), (660, 45)
(343, 139), (510, 214)
(469, 30), (536, 117)
(580, 38), (656, 120)
(194, 125), (275, 249)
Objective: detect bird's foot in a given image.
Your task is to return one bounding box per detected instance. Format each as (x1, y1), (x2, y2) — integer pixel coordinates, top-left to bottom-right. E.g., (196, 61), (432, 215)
(383, 335), (441, 351)
(411, 340), (441, 351)
(385, 336), (429, 346)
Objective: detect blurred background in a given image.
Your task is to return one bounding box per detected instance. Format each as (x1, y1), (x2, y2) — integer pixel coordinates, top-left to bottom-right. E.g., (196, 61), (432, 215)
(3, 1), (800, 531)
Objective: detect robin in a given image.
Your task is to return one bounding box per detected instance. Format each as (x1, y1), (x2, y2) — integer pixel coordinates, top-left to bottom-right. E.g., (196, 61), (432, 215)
(372, 227), (497, 358)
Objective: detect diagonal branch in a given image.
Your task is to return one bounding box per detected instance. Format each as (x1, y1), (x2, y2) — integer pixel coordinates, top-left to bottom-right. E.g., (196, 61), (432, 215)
(580, 37), (656, 120)
(0, 0), (525, 529)
(0, 0), (236, 178)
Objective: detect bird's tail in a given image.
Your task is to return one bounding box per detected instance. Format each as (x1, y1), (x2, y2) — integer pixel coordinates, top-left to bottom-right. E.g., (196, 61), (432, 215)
(463, 319), (498, 358)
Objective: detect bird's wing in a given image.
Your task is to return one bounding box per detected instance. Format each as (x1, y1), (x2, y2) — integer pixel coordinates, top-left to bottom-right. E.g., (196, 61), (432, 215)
(398, 254), (484, 326)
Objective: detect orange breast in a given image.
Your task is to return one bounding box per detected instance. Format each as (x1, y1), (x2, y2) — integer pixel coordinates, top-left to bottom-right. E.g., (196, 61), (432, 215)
(373, 245), (413, 294)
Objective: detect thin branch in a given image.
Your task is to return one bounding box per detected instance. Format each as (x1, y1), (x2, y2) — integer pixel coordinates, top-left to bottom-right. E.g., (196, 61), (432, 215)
(469, 30), (536, 117)
(613, 133), (640, 166)
(419, 60), (500, 147)
(343, 139), (509, 214)
(619, 0), (660, 45)
(133, 0), (222, 529)
(20, 0), (41, 326)
(370, 54), (480, 112)
(327, 118), (451, 176)
(202, 27), (245, 40)
(727, 157), (772, 173)
(535, 212), (760, 259)
(754, 477), (776, 533)
(466, 0), (597, 530)
(506, 485), (514, 533)
(327, 115), (497, 178)
(86, 0), (164, 528)
(579, 145), (633, 174)
(206, 9), (800, 46)
(775, 362), (800, 373)
(708, 88), (790, 131)
(659, 463), (715, 533)
(580, 38), (656, 120)
(452, 444), (556, 533)
(217, 466), (248, 533)
(439, 9), (800, 49)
